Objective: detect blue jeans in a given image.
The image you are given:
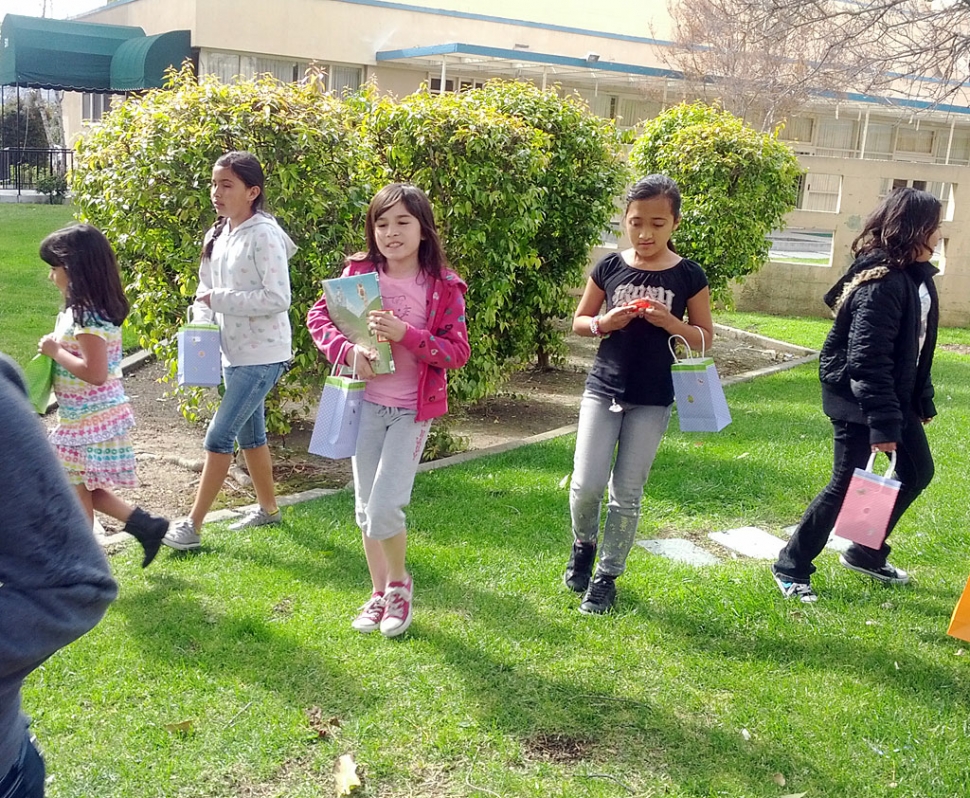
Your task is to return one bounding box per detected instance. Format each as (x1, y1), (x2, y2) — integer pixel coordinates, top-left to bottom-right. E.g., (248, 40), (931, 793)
(570, 391), (672, 577)
(0, 734), (44, 798)
(774, 413), (934, 583)
(203, 362), (287, 454)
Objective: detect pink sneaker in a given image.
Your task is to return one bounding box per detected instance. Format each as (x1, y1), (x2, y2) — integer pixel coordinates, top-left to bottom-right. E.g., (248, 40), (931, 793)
(380, 575), (413, 637)
(351, 592), (385, 633)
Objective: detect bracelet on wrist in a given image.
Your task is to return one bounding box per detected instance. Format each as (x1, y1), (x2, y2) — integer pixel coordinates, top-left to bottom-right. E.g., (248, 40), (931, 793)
(589, 316), (607, 337)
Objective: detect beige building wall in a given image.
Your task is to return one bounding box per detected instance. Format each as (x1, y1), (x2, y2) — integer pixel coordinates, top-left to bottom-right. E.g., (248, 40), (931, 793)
(734, 156), (970, 326)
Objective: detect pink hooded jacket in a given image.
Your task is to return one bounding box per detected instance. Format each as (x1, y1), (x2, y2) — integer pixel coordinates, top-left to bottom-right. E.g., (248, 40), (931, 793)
(306, 259), (470, 421)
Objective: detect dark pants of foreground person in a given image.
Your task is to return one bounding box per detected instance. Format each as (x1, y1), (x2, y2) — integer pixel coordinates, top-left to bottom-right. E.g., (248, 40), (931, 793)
(774, 413), (933, 583)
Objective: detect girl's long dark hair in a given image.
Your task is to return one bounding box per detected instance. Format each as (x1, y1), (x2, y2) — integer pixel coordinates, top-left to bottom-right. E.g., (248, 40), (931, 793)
(203, 151), (266, 260)
(40, 224), (129, 326)
(360, 183), (447, 281)
(626, 174), (682, 252)
(852, 187), (942, 269)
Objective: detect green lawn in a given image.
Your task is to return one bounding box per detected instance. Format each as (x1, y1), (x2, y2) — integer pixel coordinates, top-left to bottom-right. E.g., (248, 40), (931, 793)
(24, 315), (970, 797)
(0, 204), (77, 365)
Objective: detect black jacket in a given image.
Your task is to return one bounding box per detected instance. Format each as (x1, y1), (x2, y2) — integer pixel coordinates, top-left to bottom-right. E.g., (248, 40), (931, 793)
(818, 251), (939, 445)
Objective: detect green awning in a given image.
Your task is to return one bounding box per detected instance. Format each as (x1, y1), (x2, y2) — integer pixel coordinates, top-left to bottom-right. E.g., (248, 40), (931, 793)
(110, 30), (192, 90)
(0, 14), (192, 91)
(0, 14), (144, 91)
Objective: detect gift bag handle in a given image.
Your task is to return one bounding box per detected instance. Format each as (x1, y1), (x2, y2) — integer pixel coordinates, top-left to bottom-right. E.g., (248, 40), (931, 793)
(667, 327), (707, 362)
(334, 346), (361, 380)
(864, 450), (897, 478)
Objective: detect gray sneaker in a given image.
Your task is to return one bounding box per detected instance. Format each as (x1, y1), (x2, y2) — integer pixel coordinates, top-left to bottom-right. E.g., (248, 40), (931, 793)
(228, 506), (282, 531)
(163, 517), (201, 550)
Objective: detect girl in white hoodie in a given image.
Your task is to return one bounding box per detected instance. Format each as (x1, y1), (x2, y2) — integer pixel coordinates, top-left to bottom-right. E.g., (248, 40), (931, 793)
(164, 151), (296, 551)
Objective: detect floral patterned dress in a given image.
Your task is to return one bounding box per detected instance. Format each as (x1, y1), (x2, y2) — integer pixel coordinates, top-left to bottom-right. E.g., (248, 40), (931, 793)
(48, 310), (137, 489)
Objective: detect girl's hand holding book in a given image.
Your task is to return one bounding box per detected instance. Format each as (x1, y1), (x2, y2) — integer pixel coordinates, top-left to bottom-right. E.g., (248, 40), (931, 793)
(367, 310), (406, 343)
(38, 334), (61, 359)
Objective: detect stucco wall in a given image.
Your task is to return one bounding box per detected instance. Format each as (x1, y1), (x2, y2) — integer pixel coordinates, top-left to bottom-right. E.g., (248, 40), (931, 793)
(734, 155), (970, 326)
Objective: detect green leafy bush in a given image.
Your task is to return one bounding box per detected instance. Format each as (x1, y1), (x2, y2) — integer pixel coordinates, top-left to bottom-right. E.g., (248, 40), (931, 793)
(36, 171), (69, 203)
(464, 82), (626, 368)
(72, 67), (368, 431)
(629, 102), (802, 303)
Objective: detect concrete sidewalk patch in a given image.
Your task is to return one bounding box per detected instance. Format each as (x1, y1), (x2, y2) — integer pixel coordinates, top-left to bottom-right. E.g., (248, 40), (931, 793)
(709, 526), (786, 560)
(637, 538), (721, 566)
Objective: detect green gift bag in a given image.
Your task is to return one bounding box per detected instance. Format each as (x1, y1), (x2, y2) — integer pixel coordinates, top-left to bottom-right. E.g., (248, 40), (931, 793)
(23, 354), (55, 414)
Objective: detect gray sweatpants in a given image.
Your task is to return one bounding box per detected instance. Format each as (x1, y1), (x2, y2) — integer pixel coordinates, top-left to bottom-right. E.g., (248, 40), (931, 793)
(570, 391), (671, 577)
(352, 401), (431, 540)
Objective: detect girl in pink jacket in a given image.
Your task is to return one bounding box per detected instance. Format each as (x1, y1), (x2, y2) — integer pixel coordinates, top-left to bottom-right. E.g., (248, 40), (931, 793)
(307, 184), (469, 638)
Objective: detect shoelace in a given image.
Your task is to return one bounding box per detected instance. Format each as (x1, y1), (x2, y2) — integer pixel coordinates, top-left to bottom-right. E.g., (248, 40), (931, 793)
(384, 588), (410, 618)
(586, 580), (613, 602)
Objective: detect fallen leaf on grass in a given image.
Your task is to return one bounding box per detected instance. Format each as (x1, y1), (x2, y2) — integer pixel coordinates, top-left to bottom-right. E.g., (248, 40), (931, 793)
(772, 772), (787, 786)
(780, 793), (807, 798)
(740, 728), (751, 741)
(163, 720), (194, 736)
(334, 753), (363, 795)
(305, 706), (341, 740)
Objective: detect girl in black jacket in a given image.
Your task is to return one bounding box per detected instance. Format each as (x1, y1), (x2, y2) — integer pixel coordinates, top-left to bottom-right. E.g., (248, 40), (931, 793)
(772, 187), (942, 602)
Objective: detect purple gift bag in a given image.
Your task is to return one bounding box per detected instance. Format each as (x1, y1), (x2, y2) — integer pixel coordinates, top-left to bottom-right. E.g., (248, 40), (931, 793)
(308, 374), (366, 460)
(833, 452), (901, 550)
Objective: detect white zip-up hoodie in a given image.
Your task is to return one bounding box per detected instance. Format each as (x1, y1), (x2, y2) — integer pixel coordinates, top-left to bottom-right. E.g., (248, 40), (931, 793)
(192, 211), (297, 367)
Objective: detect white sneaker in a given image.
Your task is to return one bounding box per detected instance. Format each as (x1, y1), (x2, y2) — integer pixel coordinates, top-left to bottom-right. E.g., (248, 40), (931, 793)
(163, 517), (201, 550)
(228, 506), (282, 531)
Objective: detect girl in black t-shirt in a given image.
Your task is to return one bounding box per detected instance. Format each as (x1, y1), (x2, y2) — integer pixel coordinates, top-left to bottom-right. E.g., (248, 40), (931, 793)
(564, 175), (714, 614)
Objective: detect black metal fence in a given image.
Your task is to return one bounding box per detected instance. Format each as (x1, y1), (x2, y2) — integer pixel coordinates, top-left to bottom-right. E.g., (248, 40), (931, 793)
(0, 148), (74, 192)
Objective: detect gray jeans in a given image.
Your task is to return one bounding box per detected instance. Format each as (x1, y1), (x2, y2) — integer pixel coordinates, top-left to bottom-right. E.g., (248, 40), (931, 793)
(570, 391), (671, 577)
(353, 401), (431, 540)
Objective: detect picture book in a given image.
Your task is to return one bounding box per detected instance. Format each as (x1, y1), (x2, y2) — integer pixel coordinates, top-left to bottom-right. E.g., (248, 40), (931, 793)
(321, 271), (395, 375)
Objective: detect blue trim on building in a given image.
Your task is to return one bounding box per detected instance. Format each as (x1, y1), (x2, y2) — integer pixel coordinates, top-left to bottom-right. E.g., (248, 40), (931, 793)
(335, 0), (673, 47)
(377, 43), (679, 79)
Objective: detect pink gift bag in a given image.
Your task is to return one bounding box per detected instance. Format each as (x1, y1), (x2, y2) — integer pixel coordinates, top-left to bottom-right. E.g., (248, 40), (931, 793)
(832, 452), (901, 550)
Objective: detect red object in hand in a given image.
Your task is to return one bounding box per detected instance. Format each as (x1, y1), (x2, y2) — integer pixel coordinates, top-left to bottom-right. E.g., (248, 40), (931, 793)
(628, 298), (652, 310)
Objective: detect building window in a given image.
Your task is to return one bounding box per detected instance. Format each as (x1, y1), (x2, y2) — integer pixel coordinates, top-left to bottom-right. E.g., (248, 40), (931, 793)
(815, 118), (858, 157)
(82, 93), (112, 123)
(768, 228), (834, 267)
(797, 172), (841, 213)
(428, 76), (485, 93)
(329, 65), (362, 94)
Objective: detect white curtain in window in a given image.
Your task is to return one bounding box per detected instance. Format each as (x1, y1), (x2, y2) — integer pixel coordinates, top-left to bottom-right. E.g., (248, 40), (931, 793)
(330, 65), (362, 93)
(206, 52), (241, 83)
(816, 119), (857, 155)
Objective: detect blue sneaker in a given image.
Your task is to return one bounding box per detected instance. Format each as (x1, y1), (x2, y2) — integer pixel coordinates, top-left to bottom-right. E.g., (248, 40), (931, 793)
(772, 570), (817, 603)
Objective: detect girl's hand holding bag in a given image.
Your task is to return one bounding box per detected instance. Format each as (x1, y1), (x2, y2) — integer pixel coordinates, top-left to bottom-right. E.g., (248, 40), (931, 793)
(668, 328), (732, 432)
(177, 305), (221, 387)
(308, 351), (366, 460)
(23, 354), (55, 414)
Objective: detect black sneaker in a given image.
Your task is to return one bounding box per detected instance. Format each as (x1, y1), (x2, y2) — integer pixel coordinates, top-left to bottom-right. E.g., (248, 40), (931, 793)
(579, 574), (617, 614)
(563, 541), (596, 593)
(839, 555), (910, 585)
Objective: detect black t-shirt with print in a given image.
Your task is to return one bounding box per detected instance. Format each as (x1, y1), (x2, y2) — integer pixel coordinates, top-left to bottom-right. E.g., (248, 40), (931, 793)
(585, 252), (709, 406)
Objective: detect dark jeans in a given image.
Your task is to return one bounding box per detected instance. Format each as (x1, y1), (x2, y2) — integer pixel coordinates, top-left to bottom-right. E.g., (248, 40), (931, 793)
(0, 734), (45, 798)
(773, 413), (934, 583)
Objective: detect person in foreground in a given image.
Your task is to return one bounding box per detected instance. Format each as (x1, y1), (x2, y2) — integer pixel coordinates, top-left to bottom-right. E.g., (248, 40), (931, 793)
(772, 187), (941, 603)
(38, 224), (170, 568)
(164, 151), (296, 551)
(307, 183), (469, 637)
(0, 353), (118, 798)
(564, 175), (714, 614)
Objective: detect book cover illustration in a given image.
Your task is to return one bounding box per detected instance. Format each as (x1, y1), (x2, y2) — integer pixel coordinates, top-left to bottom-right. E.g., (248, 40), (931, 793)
(321, 271), (395, 375)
